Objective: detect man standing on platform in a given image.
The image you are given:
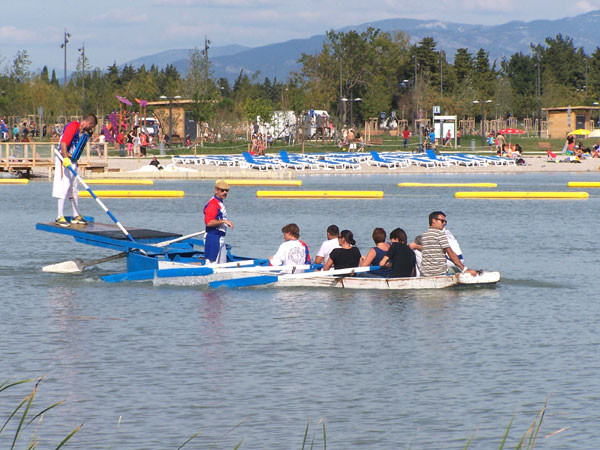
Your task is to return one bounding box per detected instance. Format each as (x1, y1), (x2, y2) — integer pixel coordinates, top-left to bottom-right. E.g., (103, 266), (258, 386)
(203, 180), (234, 263)
(52, 114), (97, 227)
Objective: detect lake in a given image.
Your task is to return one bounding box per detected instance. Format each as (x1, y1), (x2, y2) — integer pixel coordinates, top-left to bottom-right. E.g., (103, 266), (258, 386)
(1, 171), (599, 449)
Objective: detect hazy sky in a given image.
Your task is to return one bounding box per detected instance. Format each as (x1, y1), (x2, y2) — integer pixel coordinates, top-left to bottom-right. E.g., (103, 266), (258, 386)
(2, 0), (599, 73)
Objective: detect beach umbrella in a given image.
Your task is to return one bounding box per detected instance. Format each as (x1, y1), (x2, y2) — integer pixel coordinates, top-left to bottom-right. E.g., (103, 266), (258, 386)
(498, 128), (524, 135)
(116, 95), (133, 106)
(572, 129), (590, 136)
(498, 128), (524, 146)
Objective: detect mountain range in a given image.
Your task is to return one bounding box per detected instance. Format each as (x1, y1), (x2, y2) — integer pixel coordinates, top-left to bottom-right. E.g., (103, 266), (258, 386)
(123, 10), (600, 84)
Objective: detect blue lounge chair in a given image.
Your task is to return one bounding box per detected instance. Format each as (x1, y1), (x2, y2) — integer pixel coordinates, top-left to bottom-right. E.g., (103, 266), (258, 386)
(425, 149), (454, 167)
(241, 152), (280, 170)
(367, 151), (407, 169)
(279, 151), (320, 170)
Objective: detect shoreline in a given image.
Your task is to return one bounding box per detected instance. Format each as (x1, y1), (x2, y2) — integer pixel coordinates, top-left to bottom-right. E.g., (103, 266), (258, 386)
(29, 154), (600, 180)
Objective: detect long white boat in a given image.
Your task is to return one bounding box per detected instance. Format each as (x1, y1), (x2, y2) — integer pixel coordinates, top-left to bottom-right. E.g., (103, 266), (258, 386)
(272, 271), (500, 289)
(209, 268), (500, 290)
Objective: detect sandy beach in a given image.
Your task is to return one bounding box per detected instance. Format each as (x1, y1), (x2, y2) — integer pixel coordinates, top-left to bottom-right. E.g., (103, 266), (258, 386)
(31, 153), (600, 179)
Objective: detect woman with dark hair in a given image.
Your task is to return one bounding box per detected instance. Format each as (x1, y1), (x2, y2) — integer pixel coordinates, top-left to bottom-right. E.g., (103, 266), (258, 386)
(359, 227), (392, 277)
(323, 229), (361, 271)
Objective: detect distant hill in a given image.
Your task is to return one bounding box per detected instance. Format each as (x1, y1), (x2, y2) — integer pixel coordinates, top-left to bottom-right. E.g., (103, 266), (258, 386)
(122, 44), (251, 70)
(123, 10), (600, 83)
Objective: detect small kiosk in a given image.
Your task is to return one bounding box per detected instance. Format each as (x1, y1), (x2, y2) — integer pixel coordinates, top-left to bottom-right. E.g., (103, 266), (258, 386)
(433, 112), (457, 147)
(542, 106), (600, 138)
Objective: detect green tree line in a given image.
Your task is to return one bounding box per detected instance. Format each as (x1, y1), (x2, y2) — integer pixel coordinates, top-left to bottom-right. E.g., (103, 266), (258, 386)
(0, 31), (597, 131)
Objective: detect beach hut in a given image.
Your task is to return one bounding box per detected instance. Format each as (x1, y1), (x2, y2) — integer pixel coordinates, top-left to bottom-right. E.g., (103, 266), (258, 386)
(542, 106), (600, 138)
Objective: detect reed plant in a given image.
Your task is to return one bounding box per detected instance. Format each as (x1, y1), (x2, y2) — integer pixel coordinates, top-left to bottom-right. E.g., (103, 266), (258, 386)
(0, 376), (81, 449)
(463, 400), (551, 450)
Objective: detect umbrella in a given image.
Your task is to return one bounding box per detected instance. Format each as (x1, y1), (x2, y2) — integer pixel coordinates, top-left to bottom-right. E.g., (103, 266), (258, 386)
(116, 95), (132, 106)
(498, 128), (524, 135)
(571, 129), (590, 136)
(498, 128), (524, 147)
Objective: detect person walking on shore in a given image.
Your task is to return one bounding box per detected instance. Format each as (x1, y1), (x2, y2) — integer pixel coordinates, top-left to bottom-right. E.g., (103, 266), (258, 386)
(52, 114), (98, 227)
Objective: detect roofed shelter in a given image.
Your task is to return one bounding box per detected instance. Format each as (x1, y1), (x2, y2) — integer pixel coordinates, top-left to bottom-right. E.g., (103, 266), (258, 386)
(146, 99), (214, 141)
(542, 106), (600, 138)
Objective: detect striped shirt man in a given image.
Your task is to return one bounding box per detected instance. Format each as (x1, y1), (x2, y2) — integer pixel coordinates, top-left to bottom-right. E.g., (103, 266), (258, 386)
(420, 227), (450, 277)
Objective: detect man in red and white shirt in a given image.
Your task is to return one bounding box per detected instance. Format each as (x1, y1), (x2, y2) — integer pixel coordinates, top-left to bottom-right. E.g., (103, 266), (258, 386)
(203, 180), (234, 263)
(52, 114), (97, 227)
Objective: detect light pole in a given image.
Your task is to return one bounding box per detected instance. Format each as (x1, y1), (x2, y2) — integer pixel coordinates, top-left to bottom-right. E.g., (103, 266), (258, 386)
(60, 29), (71, 120)
(473, 99), (492, 148)
(341, 96), (362, 127)
(78, 43), (85, 109)
(160, 95), (182, 151)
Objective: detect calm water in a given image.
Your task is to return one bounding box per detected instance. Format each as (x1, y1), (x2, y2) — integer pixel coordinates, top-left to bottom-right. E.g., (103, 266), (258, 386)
(2, 172), (600, 449)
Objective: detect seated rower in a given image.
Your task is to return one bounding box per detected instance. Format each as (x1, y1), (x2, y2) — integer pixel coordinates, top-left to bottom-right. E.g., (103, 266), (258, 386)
(378, 228), (416, 278)
(269, 223), (310, 269)
(359, 227), (392, 277)
(314, 224), (341, 266)
(323, 229), (361, 271)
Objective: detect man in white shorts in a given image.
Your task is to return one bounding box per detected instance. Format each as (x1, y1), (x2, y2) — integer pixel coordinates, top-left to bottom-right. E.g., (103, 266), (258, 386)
(52, 114), (97, 227)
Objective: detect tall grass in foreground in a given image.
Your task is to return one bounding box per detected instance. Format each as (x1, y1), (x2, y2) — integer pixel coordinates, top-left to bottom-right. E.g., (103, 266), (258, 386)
(463, 399), (567, 450)
(0, 376), (81, 449)
(3, 379), (561, 449)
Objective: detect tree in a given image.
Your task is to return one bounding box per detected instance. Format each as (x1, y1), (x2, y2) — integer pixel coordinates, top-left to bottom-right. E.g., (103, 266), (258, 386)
(40, 66), (50, 83)
(183, 46), (215, 99)
(10, 50), (31, 82)
(244, 97), (273, 124)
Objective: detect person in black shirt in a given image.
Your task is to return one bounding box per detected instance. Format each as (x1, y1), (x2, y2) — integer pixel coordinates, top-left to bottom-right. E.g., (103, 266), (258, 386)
(323, 229), (361, 271)
(378, 228), (416, 278)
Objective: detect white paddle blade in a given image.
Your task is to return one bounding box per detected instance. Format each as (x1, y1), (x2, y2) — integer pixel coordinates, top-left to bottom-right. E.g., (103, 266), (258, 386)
(42, 259), (85, 273)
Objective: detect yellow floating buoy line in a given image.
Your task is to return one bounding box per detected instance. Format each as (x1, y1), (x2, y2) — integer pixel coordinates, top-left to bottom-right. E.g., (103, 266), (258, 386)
(256, 190), (384, 199)
(567, 181), (600, 188)
(83, 179), (154, 185)
(80, 190), (184, 198)
(225, 179), (302, 186)
(455, 191), (589, 199)
(398, 182), (497, 188)
(0, 178), (29, 184)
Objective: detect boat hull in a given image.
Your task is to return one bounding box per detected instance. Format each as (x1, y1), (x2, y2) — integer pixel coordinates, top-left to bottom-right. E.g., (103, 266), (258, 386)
(272, 271), (501, 289)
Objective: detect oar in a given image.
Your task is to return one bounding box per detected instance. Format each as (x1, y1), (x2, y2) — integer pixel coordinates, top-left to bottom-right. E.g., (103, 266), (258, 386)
(209, 266), (379, 289)
(54, 148), (134, 242)
(43, 230), (206, 273)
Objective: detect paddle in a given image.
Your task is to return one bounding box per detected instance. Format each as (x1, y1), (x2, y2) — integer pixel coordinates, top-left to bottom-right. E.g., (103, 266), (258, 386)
(43, 230), (206, 274)
(209, 265), (380, 289)
(54, 148), (135, 242)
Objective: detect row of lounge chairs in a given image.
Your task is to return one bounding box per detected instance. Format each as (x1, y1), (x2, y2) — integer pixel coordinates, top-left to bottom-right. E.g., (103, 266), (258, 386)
(171, 150), (517, 171)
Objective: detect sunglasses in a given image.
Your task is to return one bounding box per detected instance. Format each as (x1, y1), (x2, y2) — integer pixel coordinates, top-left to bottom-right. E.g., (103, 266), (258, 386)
(219, 188), (229, 192)
(435, 218), (447, 224)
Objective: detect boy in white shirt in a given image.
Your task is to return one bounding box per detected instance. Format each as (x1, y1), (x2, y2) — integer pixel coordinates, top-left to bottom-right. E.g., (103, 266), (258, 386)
(270, 223), (310, 267)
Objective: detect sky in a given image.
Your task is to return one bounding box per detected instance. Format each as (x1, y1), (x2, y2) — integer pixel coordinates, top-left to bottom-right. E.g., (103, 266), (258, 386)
(2, 0), (600, 74)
